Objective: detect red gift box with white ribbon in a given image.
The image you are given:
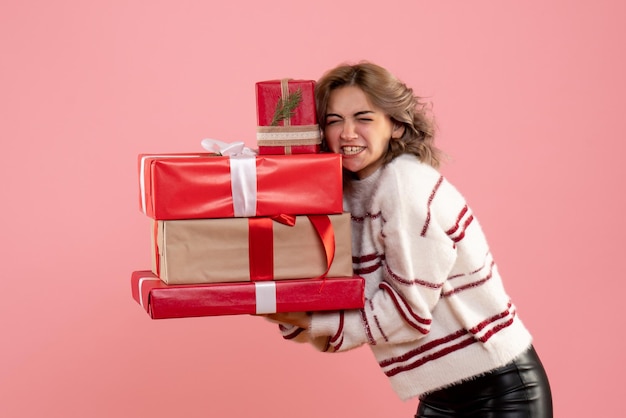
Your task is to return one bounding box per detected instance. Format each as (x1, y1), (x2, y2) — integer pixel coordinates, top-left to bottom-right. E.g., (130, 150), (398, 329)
(138, 152), (343, 220)
(256, 79), (321, 155)
(131, 270), (365, 319)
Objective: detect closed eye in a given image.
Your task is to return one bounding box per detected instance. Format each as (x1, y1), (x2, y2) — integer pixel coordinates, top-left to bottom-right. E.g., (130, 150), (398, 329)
(325, 114), (343, 125)
(355, 110), (375, 122)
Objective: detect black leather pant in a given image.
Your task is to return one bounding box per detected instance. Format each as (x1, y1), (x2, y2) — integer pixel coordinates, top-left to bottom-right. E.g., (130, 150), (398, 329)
(416, 346), (552, 417)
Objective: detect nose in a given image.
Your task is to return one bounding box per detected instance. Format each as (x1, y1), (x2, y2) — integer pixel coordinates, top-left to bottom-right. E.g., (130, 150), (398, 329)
(340, 120), (358, 140)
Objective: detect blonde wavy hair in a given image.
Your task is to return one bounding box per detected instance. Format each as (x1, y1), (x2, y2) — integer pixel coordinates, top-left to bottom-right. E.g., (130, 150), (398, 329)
(315, 61), (442, 169)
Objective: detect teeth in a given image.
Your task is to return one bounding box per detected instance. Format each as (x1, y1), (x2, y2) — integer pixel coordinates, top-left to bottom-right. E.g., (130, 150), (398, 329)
(343, 146), (363, 155)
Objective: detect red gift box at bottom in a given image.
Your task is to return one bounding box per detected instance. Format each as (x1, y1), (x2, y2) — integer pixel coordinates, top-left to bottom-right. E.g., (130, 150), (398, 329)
(131, 271), (365, 319)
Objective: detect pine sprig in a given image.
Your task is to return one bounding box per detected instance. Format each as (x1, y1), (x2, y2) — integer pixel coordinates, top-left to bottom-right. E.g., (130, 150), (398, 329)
(270, 88), (303, 126)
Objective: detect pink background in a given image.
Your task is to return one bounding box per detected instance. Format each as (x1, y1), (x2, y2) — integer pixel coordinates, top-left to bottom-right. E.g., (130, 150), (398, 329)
(1, 1), (624, 416)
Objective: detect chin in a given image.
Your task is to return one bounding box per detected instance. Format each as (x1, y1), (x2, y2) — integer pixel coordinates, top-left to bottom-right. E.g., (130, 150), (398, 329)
(342, 161), (362, 172)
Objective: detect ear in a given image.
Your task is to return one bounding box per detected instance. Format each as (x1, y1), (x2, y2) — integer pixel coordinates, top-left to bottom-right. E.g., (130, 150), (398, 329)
(391, 123), (405, 139)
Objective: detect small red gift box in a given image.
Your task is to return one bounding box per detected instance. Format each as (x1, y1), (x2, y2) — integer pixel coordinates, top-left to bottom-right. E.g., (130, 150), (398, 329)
(131, 270), (365, 319)
(139, 153), (342, 220)
(256, 79), (321, 155)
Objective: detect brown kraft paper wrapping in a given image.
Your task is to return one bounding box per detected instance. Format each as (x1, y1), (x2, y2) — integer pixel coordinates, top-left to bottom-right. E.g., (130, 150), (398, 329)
(151, 213), (353, 284)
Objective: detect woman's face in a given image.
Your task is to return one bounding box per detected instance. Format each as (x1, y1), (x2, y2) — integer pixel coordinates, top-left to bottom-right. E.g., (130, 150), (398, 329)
(324, 86), (399, 179)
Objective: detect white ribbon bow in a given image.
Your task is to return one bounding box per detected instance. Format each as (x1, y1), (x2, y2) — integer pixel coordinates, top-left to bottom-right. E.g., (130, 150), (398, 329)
(200, 138), (256, 156)
(200, 138), (258, 217)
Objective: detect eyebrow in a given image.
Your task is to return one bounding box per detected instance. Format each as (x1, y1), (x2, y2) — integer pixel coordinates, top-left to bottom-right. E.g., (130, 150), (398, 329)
(325, 110), (375, 118)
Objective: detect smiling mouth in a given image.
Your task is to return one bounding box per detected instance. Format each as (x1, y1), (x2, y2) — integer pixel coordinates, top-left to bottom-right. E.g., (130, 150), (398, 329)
(342, 146), (365, 156)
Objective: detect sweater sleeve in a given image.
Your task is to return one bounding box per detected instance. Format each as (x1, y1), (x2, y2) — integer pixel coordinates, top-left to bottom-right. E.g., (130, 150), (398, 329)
(274, 322), (332, 351)
(308, 161), (459, 352)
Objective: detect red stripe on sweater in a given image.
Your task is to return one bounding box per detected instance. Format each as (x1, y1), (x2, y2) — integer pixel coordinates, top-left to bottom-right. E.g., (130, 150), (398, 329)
(373, 314), (389, 342)
(351, 212), (382, 223)
(446, 205), (468, 235)
(360, 308), (376, 345)
(355, 262), (382, 275)
(354, 253), (384, 275)
(322, 337), (331, 352)
(330, 310), (344, 344)
(421, 175), (444, 237)
(330, 312), (345, 351)
(384, 337), (477, 377)
(353, 253), (381, 263)
(282, 327), (305, 340)
(334, 335), (344, 351)
(478, 316), (515, 343)
(379, 282), (431, 333)
(469, 255), (489, 275)
(442, 261), (495, 296)
(379, 328), (468, 368)
(451, 214), (474, 243)
(385, 263), (442, 289)
(469, 302), (513, 336)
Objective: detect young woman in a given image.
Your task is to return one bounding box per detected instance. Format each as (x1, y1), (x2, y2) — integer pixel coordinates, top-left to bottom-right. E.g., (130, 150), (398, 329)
(265, 62), (553, 417)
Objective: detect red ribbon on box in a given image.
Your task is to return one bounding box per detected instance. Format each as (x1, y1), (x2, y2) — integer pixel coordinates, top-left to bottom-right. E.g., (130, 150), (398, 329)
(248, 217), (274, 281)
(248, 215), (335, 282)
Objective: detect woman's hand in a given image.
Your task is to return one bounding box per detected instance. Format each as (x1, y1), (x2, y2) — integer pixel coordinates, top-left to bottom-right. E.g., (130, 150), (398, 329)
(263, 311), (312, 329)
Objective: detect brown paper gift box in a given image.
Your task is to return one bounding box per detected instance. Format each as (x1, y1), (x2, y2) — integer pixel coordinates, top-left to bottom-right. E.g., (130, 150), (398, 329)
(151, 213), (353, 285)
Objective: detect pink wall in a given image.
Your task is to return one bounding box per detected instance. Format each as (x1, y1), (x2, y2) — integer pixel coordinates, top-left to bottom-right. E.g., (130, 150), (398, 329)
(2, 1), (623, 416)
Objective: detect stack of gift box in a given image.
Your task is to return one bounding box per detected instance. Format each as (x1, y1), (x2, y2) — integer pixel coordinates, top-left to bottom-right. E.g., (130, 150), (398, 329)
(131, 79), (365, 319)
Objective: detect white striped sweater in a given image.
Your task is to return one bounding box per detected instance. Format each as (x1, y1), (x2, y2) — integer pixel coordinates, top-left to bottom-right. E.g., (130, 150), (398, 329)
(279, 154), (532, 400)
